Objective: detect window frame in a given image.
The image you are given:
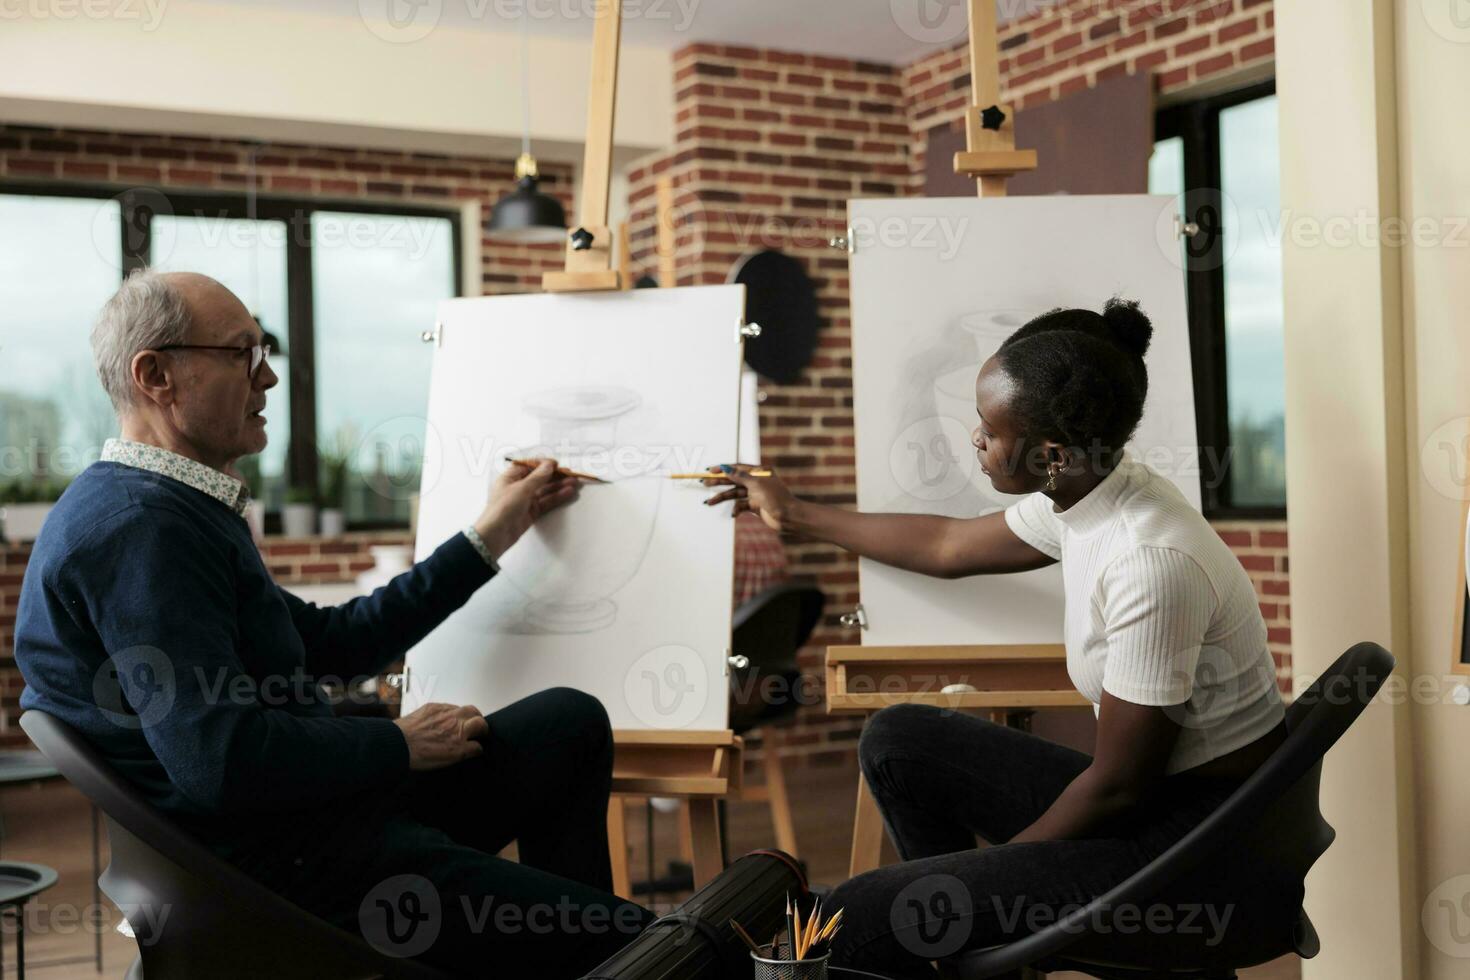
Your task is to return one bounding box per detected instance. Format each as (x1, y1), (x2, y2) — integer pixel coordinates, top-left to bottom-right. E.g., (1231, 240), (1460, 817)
(1155, 79), (1284, 520)
(0, 180), (464, 529)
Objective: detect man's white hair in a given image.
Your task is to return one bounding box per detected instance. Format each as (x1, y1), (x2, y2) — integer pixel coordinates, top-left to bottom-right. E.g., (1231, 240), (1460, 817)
(91, 268), (192, 414)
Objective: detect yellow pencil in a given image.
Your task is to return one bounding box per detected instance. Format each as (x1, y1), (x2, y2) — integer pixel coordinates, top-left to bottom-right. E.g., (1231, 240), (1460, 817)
(816, 907), (843, 944)
(792, 900), (804, 960)
(802, 898), (821, 958)
(669, 468), (773, 480)
(503, 457), (607, 483)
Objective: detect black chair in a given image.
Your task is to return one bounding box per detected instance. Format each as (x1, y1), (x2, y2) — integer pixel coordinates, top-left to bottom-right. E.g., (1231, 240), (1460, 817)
(20, 709), (453, 980)
(729, 581), (826, 734)
(941, 640), (1395, 980)
(728, 581), (824, 862)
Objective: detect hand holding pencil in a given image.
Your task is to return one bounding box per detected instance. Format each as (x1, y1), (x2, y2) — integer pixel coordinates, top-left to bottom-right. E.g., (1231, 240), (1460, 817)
(701, 463), (801, 533)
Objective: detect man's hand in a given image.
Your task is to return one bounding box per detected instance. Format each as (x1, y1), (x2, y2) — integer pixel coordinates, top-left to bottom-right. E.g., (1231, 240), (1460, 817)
(393, 703), (490, 771)
(473, 458), (579, 562)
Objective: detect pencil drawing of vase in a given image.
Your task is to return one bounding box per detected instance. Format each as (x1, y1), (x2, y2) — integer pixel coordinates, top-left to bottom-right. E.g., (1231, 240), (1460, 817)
(496, 385), (663, 633)
(929, 309), (1037, 514)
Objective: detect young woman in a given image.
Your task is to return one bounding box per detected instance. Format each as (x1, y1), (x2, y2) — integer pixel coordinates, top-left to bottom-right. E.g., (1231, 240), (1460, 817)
(704, 300), (1287, 978)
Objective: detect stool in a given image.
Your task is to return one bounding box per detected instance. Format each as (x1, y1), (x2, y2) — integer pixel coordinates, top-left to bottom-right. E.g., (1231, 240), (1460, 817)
(0, 862), (59, 980)
(0, 749), (103, 973)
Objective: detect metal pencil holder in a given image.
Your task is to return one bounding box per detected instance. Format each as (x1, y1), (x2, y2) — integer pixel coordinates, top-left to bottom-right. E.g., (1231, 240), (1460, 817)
(751, 942), (829, 980)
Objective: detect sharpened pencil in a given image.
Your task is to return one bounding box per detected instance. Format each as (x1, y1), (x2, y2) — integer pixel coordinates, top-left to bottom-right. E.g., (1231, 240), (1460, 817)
(669, 468), (773, 480)
(728, 918), (762, 955)
(503, 457), (607, 483)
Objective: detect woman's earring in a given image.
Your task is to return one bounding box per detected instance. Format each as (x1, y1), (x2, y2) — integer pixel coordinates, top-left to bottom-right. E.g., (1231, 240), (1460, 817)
(1045, 467), (1058, 492)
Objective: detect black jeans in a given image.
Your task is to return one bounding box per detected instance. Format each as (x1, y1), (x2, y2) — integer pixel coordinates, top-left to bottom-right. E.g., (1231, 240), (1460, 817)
(827, 704), (1244, 980)
(251, 687), (654, 978)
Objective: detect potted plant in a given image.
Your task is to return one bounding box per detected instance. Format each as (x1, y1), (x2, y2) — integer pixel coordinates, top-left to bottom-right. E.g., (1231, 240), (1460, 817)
(281, 485), (318, 537)
(0, 477), (69, 543)
(232, 455), (266, 543)
(319, 447), (350, 538)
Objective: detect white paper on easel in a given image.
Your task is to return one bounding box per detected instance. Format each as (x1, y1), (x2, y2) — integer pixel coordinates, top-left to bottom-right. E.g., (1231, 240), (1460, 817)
(849, 195), (1198, 646)
(403, 286), (746, 730)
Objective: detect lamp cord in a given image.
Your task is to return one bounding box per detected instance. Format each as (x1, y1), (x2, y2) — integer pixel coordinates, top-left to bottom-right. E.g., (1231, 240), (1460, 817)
(519, 7), (531, 160)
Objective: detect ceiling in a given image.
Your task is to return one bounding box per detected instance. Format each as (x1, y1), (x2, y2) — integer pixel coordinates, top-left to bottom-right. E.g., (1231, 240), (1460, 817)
(221, 0), (1048, 65)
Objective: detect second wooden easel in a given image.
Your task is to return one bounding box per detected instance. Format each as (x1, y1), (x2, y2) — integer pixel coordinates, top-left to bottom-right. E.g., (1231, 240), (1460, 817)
(826, 0), (1091, 879)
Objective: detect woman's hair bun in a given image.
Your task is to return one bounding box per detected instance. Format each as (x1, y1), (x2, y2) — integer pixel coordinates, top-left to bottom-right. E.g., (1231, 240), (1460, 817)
(1100, 297), (1153, 359)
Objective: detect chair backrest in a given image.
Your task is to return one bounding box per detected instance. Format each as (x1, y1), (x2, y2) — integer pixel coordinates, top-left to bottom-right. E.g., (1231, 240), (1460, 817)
(950, 641), (1395, 976)
(729, 582), (825, 732)
(20, 709), (452, 980)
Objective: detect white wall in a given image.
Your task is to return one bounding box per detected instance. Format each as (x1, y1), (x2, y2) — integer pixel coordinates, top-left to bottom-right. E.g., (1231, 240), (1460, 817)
(1279, 1), (1470, 976)
(0, 0), (672, 165)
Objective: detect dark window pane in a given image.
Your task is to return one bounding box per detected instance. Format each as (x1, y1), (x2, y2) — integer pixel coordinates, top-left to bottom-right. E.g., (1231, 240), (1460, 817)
(311, 212), (454, 525)
(0, 194), (122, 493)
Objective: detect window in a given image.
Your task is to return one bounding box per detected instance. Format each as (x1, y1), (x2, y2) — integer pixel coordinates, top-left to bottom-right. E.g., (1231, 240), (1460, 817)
(0, 192), (124, 495)
(1153, 82), (1285, 516)
(0, 183), (461, 528)
(311, 212), (454, 525)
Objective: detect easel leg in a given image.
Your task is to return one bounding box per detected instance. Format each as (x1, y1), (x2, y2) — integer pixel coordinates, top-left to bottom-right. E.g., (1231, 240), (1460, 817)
(607, 797), (631, 900)
(682, 799), (724, 888)
(676, 801), (695, 863)
(764, 732), (799, 859)
(849, 769), (885, 877)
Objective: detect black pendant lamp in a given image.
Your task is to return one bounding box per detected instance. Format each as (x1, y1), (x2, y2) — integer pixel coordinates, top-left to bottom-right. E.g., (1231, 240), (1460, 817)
(489, 152), (567, 243)
(487, 10), (567, 244)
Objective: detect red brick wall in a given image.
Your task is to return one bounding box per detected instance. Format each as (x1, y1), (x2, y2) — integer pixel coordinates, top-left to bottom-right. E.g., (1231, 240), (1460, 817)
(905, 0), (1276, 176)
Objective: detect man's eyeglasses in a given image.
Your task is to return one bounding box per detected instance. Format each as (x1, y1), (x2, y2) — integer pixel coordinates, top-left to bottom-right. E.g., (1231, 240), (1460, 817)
(155, 343), (272, 379)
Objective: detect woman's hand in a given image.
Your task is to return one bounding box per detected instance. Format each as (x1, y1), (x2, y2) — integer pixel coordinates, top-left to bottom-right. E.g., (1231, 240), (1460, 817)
(702, 464), (801, 533)
(473, 458), (579, 562)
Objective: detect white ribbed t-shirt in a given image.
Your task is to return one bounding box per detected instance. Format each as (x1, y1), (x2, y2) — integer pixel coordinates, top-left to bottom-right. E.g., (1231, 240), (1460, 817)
(1004, 455), (1284, 774)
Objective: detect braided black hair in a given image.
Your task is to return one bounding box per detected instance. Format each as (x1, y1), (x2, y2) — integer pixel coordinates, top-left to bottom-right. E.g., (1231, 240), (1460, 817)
(993, 298), (1153, 458)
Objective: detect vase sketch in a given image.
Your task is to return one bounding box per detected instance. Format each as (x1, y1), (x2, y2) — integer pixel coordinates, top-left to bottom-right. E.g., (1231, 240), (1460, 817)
(929, 309), (1037, 513)
(495, 385), (663, 633)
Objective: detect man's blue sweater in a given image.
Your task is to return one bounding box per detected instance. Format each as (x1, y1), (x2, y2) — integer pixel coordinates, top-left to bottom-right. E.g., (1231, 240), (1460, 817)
(15, 461), (495, 862)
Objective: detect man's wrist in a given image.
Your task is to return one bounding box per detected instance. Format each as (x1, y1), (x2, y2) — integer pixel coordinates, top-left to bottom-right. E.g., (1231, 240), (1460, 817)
(462, 524), (502, 570)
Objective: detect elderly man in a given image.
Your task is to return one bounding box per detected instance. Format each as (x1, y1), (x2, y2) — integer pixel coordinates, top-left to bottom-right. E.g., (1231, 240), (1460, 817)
(15, 270), (654, 976)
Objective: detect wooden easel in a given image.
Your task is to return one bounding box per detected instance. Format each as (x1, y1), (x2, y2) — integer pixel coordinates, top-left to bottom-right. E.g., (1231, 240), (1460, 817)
(826, 0), (1088, 879)
(828, 646), (1087, 875)
(952, 0), (1037, 197)
(539, 0), (743, 898)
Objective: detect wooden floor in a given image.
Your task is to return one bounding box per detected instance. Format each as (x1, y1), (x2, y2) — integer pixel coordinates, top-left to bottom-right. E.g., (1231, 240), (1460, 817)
(1, 760), (1299, 979)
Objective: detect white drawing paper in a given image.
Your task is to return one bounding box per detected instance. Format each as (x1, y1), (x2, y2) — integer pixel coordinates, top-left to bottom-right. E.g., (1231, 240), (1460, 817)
(849, 195), (1199, 646)
(403, 286), (745, 730)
